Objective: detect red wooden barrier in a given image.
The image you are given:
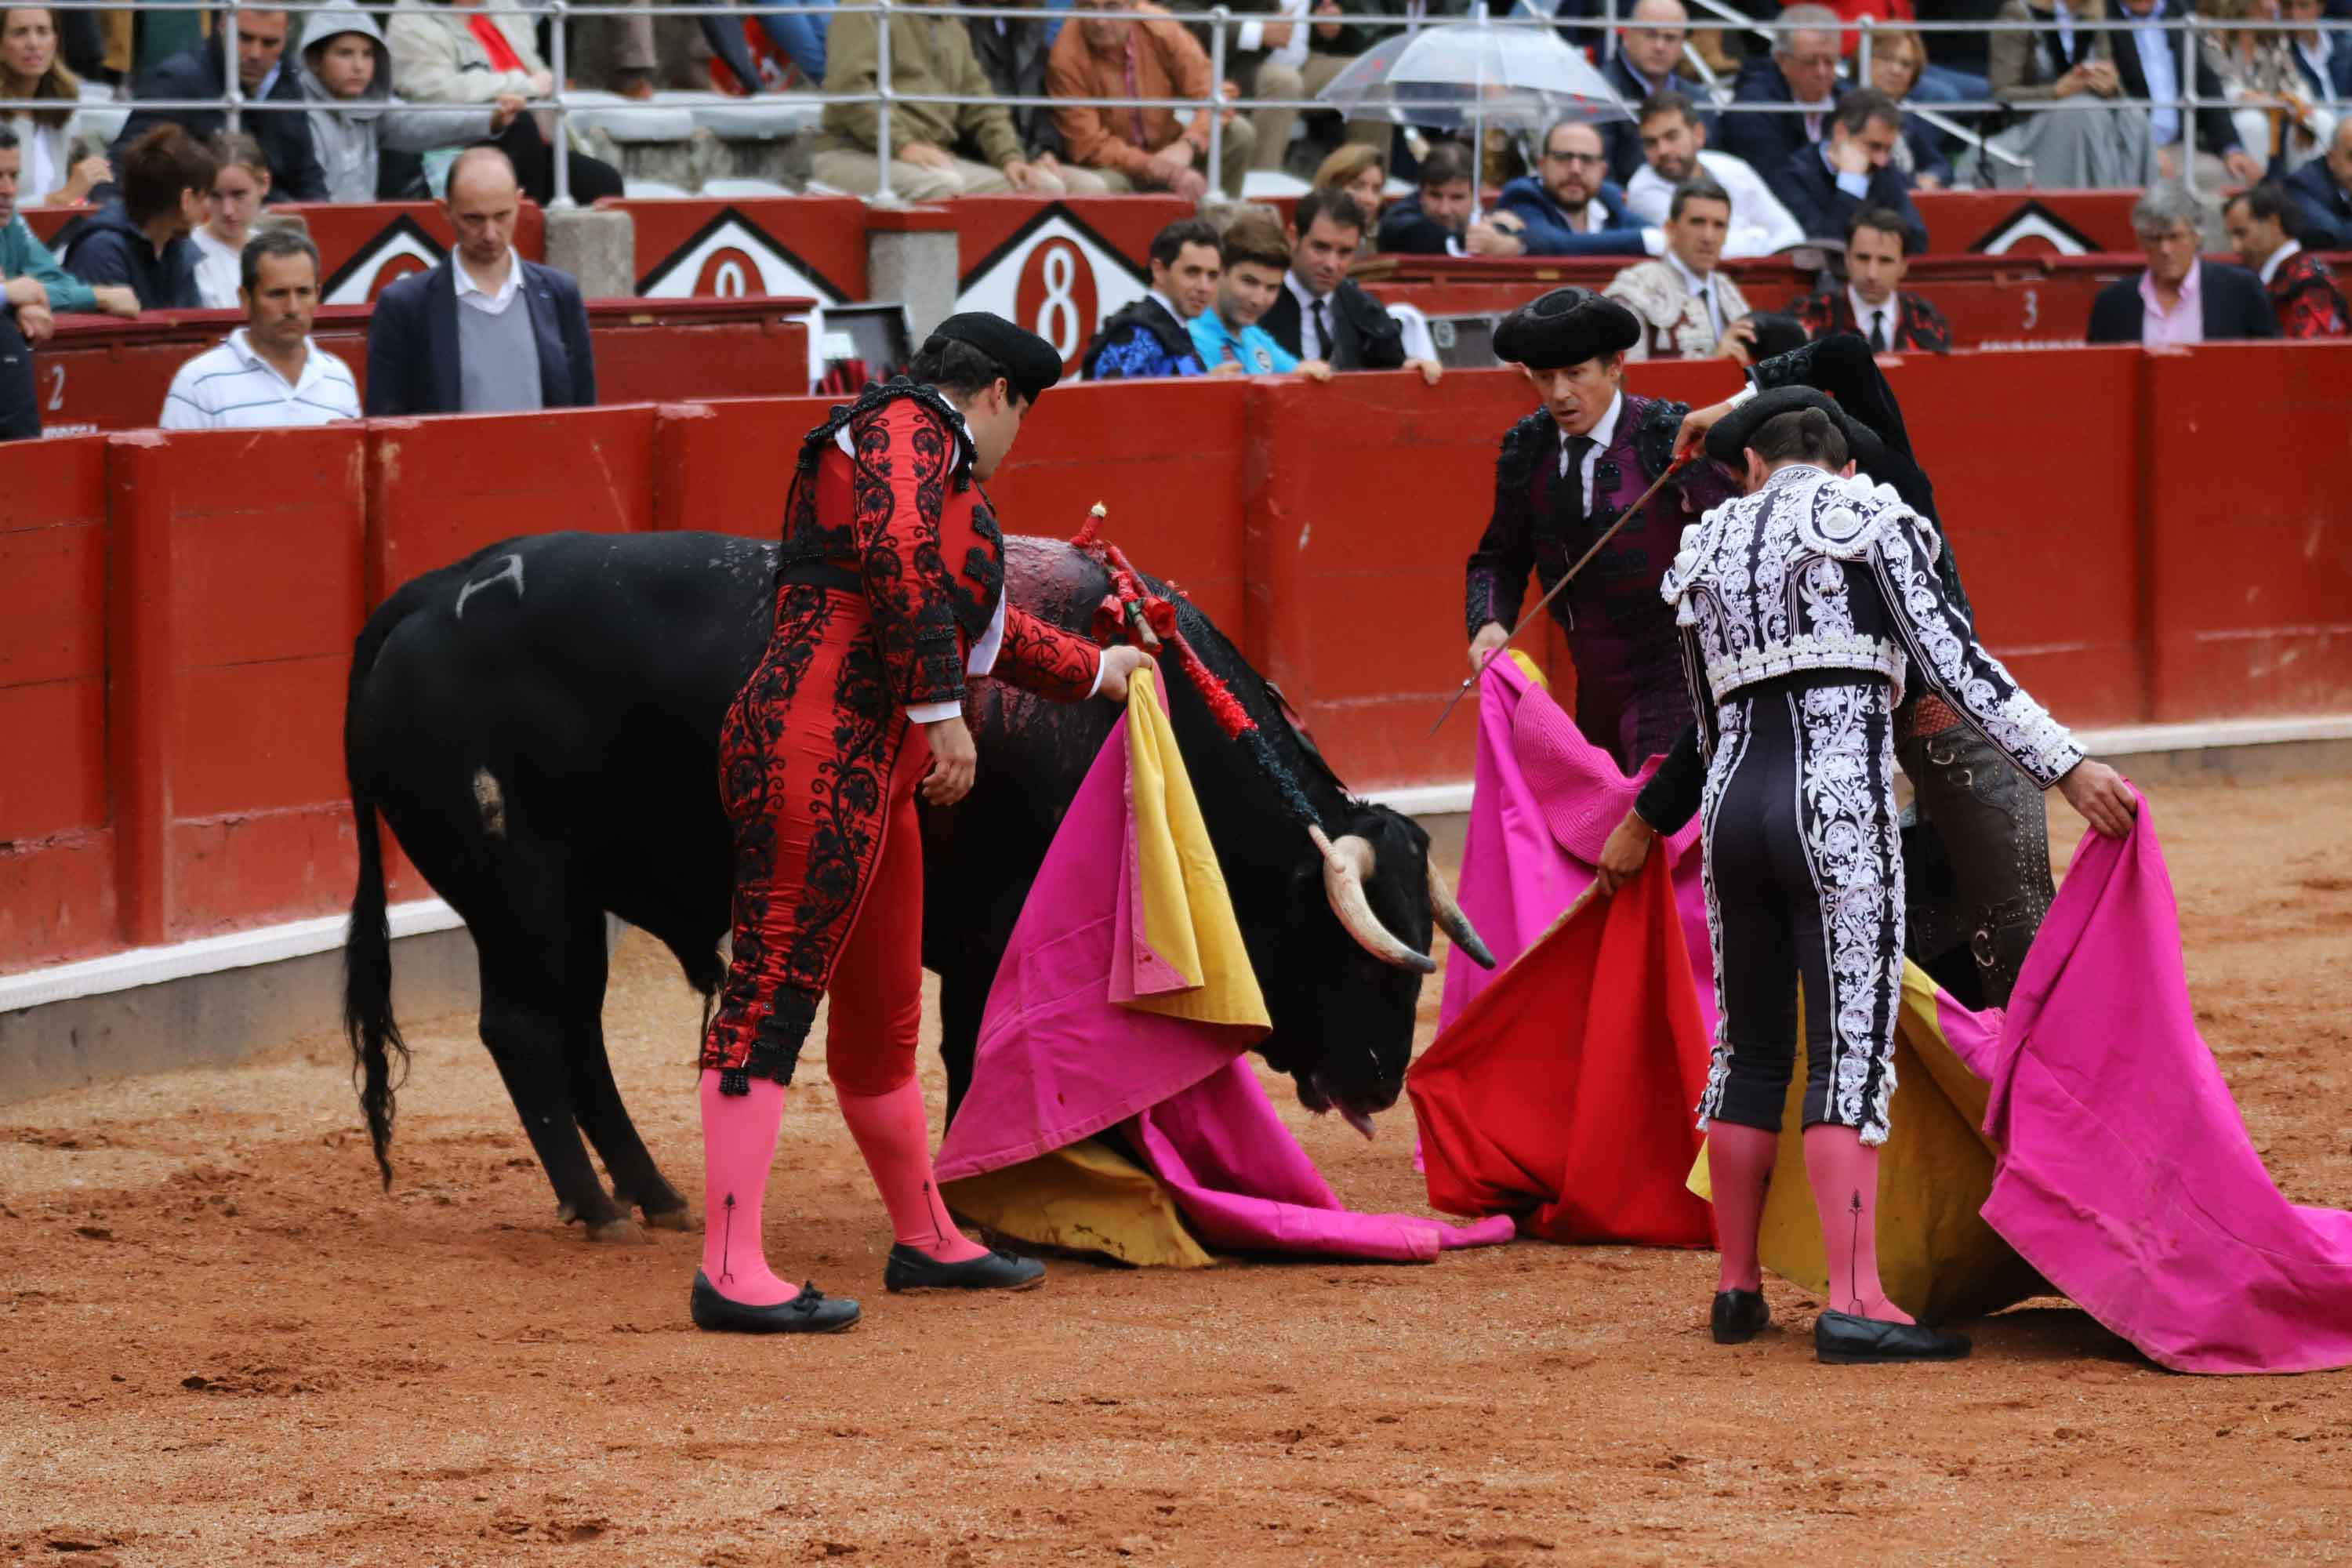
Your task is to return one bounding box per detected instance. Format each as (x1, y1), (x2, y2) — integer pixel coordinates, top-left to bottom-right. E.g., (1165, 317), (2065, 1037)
(33, 297), (812, 437)
(0, 437), (114, 967)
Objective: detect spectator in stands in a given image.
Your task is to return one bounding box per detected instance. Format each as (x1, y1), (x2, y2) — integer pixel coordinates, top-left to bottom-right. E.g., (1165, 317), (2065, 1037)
(1795, 204), (1952, 350)
(1605, 176), (1754, 361)
(189, 132), (265, 309)
(363, 146), (597, 415)
(1049, 0), (1254, 198)
(1864, 27), (1952, 188)
(1258, 186), (1443, 379)
(1, 122), (134, 438)
(2287, 117), (2352, 246)
(1624, 90), (1802, 256)
(1082, 216), (1218, 377)
(1313, 145), (1388, 230)
(1187, 204), (1335, 376)
(815, 0), (1078, 198)
(1376, 139), (1523, 255)
(2202, 0), (2326, 174)
(161, 227), (359, 428)
(2284, 0), (2352, 109)
(64, 124), (212, 309)
(109, 9), (326, 204)
(2223, 182), (2351, 336)
(966, 6), (1108, 193)
(1985, 0), (2157, 189)
(1777, 89), (1930, 253)
(386, 0), (625, 206)
(2088, 181), (2278, 342)
(1601, 0), (1708, 185)
(1490, 118), (1653, 257)
(703, 2), (831, 93)
(1205, 0), (1385, 174)
(3, 7), (111, 207)
(1719, 5), (1845, 180)
(299, 7), (515, 205)
(2107, 0), (2264, 187)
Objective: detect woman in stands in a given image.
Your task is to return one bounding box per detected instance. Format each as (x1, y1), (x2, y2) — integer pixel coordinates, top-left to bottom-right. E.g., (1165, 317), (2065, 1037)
(691, 313), (1152, 1336)
(62, 123), (212, 310)
(189, 133), (267, 311)
(1862, 27), (1953, 190)
(1313, 144), (1388, 258)
(1655, 393), (2137, 1364)
(1, 6), (107, 206)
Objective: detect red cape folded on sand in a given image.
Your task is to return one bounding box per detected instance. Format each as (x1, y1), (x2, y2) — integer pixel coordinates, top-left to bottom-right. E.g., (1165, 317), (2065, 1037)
(1408, 851), (1718, 1248)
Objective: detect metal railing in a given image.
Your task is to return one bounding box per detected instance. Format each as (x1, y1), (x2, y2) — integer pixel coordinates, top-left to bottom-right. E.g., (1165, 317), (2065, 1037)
(30, 0), (2352, 209)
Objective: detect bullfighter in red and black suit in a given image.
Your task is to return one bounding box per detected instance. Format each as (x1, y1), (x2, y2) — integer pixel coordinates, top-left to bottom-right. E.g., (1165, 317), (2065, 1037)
(1462, 288), (1737, 772)
(2262, 246), (2351, 339)
(693, 314), (1152, 1334)
(1792, 287), (1951, 354)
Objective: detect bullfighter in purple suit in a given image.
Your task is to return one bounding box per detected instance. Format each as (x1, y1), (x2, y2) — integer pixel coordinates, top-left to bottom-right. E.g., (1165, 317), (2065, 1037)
(1462, 288), (1737, 772)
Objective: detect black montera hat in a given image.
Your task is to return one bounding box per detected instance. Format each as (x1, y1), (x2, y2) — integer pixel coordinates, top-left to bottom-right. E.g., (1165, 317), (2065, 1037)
(1491, 287), (1641, 370)
(925, 311), (1064, 403)
(1704, 385), (1877, 469)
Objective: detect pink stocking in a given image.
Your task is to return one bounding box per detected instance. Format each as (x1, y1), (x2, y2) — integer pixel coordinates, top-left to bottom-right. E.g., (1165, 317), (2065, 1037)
(698, 1068), (800, 1306)
(1803, 1123), (1912, 1323)
(1706, 1122), (1777, 1294)
(836, 1079), (987, 1263)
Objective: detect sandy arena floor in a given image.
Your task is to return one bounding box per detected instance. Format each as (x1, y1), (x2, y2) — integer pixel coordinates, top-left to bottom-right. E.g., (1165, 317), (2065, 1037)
(4, 775), (2350, 1566)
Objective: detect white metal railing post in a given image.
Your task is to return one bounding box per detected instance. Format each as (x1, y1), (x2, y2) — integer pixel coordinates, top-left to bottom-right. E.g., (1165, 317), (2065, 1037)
(2180, 10), (2198, 196)
(1207, 5), (1229, 208)
(1602, 0), (1617, 62)
(876, 0), (897, 201)
(1856, 14), (1873, 93)
(550, 0), (575, 208)
(222, 4), (241, 133)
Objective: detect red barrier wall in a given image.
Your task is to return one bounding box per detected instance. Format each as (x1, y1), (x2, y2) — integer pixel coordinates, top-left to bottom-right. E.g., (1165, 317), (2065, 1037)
(5, 343), (2349, 974)
(35, 298), (811, 437)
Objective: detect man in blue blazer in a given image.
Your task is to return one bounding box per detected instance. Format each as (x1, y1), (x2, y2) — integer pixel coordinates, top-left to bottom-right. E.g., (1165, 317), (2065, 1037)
(1717, 5), (1845, 183)
(1776, 89), (1931, 255)
(365, 147), (597, 417)
(2286, 120), (2352, 251)
(1493, 120), (1653, 258)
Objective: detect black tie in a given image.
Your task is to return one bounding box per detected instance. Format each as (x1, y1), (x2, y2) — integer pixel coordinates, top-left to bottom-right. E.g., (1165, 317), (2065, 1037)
(1868, 310), (1889, 352)
(1312, 298), (1332, 360)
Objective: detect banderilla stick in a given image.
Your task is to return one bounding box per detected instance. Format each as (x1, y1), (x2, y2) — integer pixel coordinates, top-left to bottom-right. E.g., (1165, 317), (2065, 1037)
(1428, 452), (1697, 737)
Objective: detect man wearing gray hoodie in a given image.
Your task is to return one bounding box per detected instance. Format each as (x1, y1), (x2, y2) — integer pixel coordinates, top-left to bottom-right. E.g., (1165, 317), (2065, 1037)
(299, 6), (519, 203)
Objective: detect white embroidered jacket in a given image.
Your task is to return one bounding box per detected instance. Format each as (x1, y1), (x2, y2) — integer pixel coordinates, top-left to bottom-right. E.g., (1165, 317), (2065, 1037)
(1659, 463), (2084, 788)
(1606, 259), (1752, 362)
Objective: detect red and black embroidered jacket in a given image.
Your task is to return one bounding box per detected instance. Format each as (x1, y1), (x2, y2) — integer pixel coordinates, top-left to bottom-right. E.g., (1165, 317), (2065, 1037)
(777, 379), (1102, 712)
(1793, 289), (1952, 354)
(2266, 251), (2351, 340)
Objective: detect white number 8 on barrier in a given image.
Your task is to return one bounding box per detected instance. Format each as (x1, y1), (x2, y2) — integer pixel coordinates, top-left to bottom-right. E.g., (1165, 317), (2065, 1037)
(1033, 245), (1081, 361)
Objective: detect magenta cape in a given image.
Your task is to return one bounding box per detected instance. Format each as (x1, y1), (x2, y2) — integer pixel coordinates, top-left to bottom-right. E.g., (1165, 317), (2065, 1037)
(1957, 800), (2352, 1374)
(1436, 655), (1716, 1042)
(934, 695), (1513, 1265)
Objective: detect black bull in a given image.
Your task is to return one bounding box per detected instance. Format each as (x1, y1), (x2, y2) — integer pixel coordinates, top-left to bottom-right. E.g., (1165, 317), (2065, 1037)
(343, 529), (1488, 1238)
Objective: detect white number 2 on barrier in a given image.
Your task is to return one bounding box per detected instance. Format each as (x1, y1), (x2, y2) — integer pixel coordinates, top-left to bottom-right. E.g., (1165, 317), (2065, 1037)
(47, 361), (64, 412)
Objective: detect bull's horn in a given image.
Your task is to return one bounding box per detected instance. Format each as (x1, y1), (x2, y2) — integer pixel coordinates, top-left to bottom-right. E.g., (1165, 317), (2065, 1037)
(1426, 861), (1496, 970)
(1308, 826), (1436, 975)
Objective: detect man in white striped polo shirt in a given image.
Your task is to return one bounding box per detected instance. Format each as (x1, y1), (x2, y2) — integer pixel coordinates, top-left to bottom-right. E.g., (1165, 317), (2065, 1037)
(159, 228), (360, 430)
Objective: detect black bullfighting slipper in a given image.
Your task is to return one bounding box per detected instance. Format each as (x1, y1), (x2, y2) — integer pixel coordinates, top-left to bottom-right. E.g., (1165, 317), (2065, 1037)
(1710, 1289), (1770, 1345)
(883, 1244), (1047, 1294)
(1813, 1310), (1971, 1364)
(690, 1271), (862, 1334)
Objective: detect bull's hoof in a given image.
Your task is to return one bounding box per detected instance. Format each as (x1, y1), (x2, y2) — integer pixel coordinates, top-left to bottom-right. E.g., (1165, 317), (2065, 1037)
(586, 1216), (649, 1244)
(641, 1204), (694, 1232)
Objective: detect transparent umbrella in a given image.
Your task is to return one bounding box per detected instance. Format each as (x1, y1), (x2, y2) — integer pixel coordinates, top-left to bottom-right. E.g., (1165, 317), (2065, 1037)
(1317, 17), (1630, 201)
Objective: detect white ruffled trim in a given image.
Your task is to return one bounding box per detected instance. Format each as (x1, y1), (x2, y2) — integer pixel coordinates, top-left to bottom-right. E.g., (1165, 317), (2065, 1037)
(1704, 632), (1905, 702)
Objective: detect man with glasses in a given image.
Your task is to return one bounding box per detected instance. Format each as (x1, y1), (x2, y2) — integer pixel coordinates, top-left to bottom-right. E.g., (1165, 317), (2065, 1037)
(1596, 0), (1710, 184)
(1491, 119), (1654, 258)
(1720, 5), (1844, 182)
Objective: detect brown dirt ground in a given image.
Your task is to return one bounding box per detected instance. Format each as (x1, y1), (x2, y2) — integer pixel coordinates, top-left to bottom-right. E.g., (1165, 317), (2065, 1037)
(4, 775), (2351, 1567)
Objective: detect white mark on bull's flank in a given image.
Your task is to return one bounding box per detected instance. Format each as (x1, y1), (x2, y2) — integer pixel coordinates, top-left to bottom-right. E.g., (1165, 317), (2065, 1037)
(455, 554), (525, 620)
(473, 768), (507, 839)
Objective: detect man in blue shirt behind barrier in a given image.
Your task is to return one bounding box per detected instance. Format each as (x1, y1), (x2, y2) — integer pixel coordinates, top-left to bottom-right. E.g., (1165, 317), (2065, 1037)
(1186, 205), (1334, 380)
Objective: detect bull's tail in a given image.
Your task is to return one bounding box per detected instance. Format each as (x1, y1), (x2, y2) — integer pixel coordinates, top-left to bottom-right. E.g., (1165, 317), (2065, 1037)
(343, 593), (417, 1191)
